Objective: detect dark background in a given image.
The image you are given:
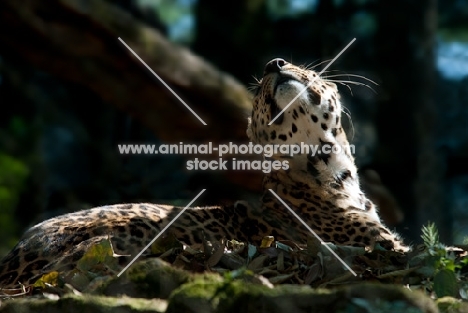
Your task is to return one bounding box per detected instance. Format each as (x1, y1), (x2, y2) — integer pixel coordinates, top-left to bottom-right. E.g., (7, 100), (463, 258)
(0, 0), (467, 256)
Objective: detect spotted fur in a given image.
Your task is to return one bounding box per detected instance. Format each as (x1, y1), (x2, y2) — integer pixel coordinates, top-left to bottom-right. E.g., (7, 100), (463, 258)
(0, 59), (407, 288)
(247, 58), (407, 251)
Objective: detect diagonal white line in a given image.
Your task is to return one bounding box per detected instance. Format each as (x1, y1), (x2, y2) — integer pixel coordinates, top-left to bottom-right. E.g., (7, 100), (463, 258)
(118, 37), (207, 126)
(268, 189), (357, 276)
(269, 38), (356, 125)
(117, 189), (206, 277)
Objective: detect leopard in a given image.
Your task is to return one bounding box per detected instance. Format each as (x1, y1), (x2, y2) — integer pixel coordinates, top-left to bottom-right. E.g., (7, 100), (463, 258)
(0, 58), (408, 288)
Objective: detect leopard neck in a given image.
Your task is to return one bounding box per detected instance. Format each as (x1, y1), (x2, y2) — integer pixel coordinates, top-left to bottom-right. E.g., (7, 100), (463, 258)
(261, 130), (375, 218)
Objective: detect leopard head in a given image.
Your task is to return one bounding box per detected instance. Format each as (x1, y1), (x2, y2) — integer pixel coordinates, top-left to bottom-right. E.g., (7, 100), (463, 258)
(247, 58), (372, 215)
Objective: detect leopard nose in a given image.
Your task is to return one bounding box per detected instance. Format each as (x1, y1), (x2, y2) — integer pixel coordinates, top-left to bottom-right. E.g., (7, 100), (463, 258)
(264, 58), (286, 75)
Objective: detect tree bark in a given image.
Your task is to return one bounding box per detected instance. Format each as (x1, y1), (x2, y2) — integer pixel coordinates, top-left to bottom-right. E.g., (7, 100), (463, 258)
(375, 0), (443, 241)
(0, 0), (252, 143)
(0, 0), (263, 192)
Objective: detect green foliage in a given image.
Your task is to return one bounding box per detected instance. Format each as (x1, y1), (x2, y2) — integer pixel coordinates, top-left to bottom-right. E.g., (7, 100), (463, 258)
(267, 0), (318, 18)
(76, 238), (120, 273)
(420, 222), (468, 299)
(438, 28), (468, 42)
(34, 238), (123, 291)
(433, 269), (458, 298)
(8, 116), (29, 139)
(137, 0), (195, 42)
(34, 271), (60, 288)
(421, 222), (441, 251)
(0, 153), (29, 252)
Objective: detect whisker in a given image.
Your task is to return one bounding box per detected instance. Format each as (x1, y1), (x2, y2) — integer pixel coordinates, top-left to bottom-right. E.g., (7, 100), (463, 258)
(342, 81), (375, 94)
(251, 75), (261, 84)
(304, 59), (321, 70)
(327, 79), (376, 88)
(336, 82), (354, 96)
(324, 77), (378, 94)
(341, 106), (355, 140)
(324, 73), (378, 86)
(248, 76), (261, 93)
(307, 59), (334, 71)
(247, 85), (259, 92)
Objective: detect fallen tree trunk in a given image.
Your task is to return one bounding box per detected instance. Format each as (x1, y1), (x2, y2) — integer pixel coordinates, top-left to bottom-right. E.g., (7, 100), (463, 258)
(0, 0), (252, 143)
(0, 0), (262, 191)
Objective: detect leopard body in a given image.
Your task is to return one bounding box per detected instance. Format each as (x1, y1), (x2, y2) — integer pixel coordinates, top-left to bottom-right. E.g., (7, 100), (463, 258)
(0, 58), (407, 288)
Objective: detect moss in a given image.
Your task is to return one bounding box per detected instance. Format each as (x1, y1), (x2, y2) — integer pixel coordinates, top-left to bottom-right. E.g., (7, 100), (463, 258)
(167, 281), (438, 313)
(0, 294), (167, 313)
(437, 296), (468, 313)
(88, 258), (223, 299)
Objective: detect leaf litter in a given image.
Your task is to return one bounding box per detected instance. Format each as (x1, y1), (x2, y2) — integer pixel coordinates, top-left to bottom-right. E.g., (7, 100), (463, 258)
(2, 223), (468, 305)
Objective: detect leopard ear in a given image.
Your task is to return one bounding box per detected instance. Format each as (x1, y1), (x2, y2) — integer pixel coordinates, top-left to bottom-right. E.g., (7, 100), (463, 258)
(246, 117), (253, 140)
